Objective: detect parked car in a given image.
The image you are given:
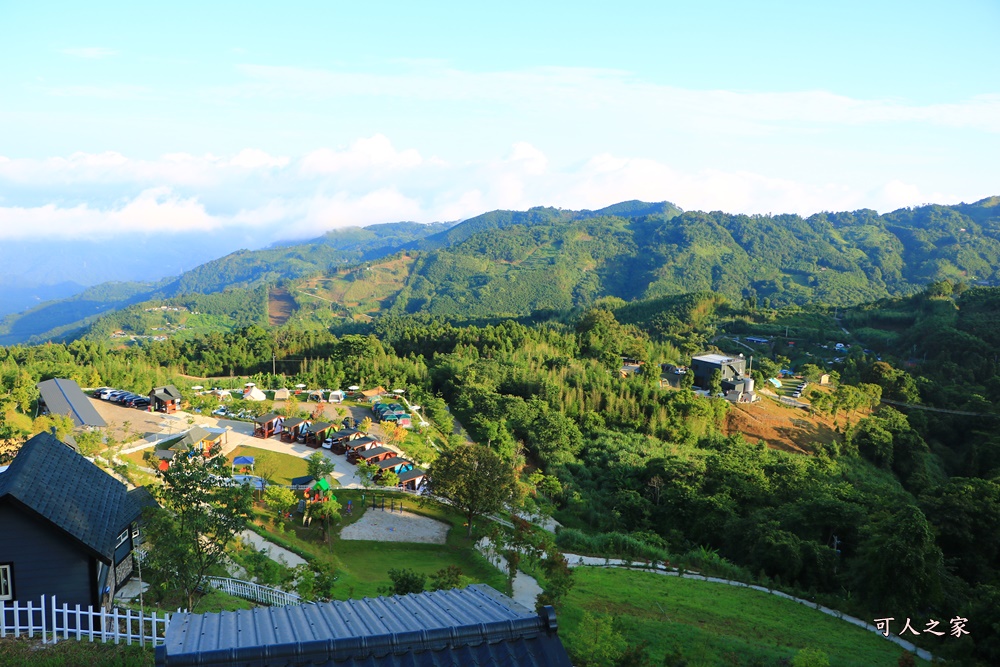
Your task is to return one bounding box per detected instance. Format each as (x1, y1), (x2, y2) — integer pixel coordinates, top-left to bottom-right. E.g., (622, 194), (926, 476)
(92, 387), (111, 398)
(321, 438), (333, 450)
(132, 398), (150, 409)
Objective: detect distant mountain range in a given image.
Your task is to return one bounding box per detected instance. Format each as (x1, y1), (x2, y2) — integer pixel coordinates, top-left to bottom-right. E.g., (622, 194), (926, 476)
(2, 197), (999, 345)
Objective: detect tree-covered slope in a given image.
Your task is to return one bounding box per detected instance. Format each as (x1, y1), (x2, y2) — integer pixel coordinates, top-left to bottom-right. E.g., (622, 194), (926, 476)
(7, 197), (1000, 344)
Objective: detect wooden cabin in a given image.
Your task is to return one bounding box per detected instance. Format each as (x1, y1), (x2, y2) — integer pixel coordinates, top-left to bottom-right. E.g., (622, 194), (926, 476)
(325, 428), (362, 454)
(306, 422), (334, 448)
(354, 446), (395, 465)
(281, 417), (308, 443)
(344, 436), (381, 461)
(254, 413), (282, 439)
(398, 467), (427, 491)
(374, 456), (414, 478)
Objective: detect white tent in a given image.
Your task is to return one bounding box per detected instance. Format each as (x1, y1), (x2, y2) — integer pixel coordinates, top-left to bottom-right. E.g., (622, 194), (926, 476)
(243, 386), (266, 401)
(273, 388), (291, 400)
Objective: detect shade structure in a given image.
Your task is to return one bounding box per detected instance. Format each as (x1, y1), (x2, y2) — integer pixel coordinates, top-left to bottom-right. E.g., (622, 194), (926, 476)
(233, 456), (255, 466)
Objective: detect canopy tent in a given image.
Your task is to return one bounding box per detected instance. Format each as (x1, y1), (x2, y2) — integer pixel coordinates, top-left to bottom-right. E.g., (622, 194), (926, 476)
(232, 455), (255, 473)
(273, 388), (291, 400)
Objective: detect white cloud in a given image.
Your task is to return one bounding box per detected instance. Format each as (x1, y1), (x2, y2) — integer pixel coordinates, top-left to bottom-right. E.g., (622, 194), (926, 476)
(301, 135), (423, 174)
(0, 188), (216, 240)
(60, 47), (119, 59)
(0, 140), (982, 243)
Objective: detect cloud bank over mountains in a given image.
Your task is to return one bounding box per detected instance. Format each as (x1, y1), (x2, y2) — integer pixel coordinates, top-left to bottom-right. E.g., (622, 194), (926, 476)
(0, 134), (962, 244)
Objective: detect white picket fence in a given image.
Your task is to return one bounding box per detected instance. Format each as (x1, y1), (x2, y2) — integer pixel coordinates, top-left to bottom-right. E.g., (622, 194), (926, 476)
(204, 576), (302, 607)
(0, 595), (177, 646)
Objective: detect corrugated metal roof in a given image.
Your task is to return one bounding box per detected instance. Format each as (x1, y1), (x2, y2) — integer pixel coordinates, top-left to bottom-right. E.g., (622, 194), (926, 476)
(156, 585), (571, 667)
(36, 378), (107, 428)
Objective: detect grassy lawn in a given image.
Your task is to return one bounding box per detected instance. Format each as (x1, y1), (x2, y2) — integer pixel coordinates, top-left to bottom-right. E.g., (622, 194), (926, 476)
(226, 445), (311, 486)
(252, 489), (506, 599)
(0, 637), (153, 667)
(559, 568), (928, 667)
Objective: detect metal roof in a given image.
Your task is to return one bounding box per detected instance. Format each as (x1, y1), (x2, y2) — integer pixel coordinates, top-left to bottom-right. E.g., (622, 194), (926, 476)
(36, 378), (107, 428)
(155, 585), (571, 667)
(692, 353), (738, 365)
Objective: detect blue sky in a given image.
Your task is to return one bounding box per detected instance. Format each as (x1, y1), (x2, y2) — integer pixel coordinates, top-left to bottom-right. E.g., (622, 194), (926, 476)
(1, 1), (998, 243)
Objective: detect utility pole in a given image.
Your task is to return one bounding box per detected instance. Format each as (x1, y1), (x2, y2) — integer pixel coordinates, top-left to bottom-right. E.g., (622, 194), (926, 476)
(273, 354), (276, 376)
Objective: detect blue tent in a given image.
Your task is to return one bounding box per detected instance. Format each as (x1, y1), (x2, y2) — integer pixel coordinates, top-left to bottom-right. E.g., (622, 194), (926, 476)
(232, 455), (255, 473)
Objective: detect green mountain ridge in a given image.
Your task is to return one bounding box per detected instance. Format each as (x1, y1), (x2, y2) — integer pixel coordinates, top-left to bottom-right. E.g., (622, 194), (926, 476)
(4, 197), (1000, 345)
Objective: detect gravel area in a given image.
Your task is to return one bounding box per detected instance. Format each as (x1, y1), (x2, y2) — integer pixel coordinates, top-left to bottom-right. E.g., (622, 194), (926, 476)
(339, 510), (448, 544)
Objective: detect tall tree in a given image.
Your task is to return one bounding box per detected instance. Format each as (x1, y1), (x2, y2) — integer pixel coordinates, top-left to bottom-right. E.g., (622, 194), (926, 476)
(145, 446), (254, 610)
(430, 444), (517, 537)
(307, 450), (336, 480)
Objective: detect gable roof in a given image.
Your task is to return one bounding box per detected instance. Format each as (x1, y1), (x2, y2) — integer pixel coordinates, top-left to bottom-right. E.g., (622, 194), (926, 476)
(398, 468), (426, 483)
(156, 584), (571, 667)
(172, 426), (212, 450)
(151, 385), (183, 401)
(376, 456), (411, 470)
(358, 446), (393, 460)
(0, 432), (130, 562)
(254, 413), (281, 425)
(36, 378), (107, 428)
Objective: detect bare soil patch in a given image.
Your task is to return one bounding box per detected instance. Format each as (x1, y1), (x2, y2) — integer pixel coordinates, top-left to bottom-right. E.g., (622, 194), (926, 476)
(339, 509), (448, 544)
(723, 398), (841, 454)
(268, 287), (297, 326)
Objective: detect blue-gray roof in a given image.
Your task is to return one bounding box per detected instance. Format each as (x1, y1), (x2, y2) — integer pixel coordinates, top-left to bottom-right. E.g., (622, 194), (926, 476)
(0, 432), (130, 562)
(36, 378), (107, 428)
(155, 584), (571, 667)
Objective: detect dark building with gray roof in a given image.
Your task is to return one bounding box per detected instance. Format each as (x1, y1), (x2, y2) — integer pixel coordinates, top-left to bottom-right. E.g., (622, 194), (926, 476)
(155, 584), (572, 667)
(36, 378), (107, 428)
(0, 432), (154, 609)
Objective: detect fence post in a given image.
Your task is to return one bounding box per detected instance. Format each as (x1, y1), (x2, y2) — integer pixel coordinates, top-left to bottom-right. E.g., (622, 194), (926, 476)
(75, 604), (82, 641)
(113, 607), (120, 645)
(139, 608), (145, 648)
(86, 604), (95, 642)
(40, 595), (46, 644)
(13, 600), (20, 637)
(125, 608), (132, 646)
(1, 598), (7, 637)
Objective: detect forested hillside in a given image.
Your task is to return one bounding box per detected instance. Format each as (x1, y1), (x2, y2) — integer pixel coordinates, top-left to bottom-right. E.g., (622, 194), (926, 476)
(0, 221), (451, 345)
(4, 280), (1000, 662)
(4, 197), (1000, 346)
